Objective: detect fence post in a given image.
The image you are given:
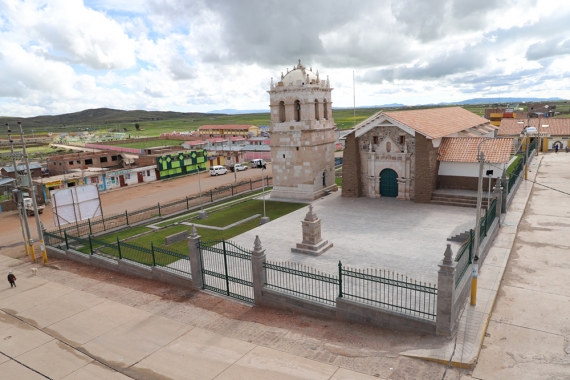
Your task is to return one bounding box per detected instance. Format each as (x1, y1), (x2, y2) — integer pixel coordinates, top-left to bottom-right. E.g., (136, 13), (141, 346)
(151, 241), (156, 266)
(436, 244), (457, 336)
(88, 219), (92, 235)
(187, 225), (203, 289)
(158, 203), (161, 217)
(501, 170), (508, 213)
(210, 190), (213, 203)
(117, 237), (122, 259)
(251, 235), (266, 305)
(231, 184), (234, 196)
(125, 210), (129, 226)
(484, 209), (488, 237)
(64, 230), (69, 250)
(250, 179), (252, 191)
(88, 235), (93, 255)
(338, 261), (343, 298)
(468, 230), (474, 263)
(186, 196), (189, 209)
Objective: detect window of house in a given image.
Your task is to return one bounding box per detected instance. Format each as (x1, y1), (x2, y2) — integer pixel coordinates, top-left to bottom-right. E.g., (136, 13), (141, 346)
(111, 156), (118, 161)
(85, 159), (93, 165)
(100, 157), (108, 163)
(399, 136), (405, 145)
(76, 160), (80, 164)
(68, 161), (73, 165)
(147, 170), (151, 176)
(373, 136), (379, 145)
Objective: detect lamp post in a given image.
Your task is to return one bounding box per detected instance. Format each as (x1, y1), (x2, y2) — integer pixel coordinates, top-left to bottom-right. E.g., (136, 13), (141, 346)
(260, 165), (270, 225)
(197, 165), (207, 219)
(474, 138), (495, 261)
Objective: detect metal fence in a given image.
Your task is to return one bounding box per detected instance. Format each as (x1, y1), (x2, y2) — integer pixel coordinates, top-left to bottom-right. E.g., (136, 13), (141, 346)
(264, 260), (437, 320)
(47, 176), (272, 238)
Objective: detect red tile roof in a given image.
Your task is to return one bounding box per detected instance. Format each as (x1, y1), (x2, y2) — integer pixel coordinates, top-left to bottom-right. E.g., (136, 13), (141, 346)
(384, 107), (492, 139)
(199, 125), (255, 130)
(498, 118), (570, 136)
(438, 137), (514, 163)
(184, 140), (206, 145)
(207, 137), (227, 143)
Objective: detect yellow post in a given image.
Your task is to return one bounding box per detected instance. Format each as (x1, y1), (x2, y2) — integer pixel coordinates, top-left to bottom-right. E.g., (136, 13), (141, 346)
(39, 239), (48, 264)
(29, 241), (36, 263)
(470, 257), (479, 306)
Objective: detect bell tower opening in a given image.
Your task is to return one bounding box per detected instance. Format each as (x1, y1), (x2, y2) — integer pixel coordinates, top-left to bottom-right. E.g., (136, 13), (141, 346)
(294, 100), (301, 122)
(279, 101), (285, 122)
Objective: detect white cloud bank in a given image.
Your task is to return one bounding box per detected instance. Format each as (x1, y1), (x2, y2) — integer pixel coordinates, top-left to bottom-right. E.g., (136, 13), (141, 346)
(0, 0), (569, 117)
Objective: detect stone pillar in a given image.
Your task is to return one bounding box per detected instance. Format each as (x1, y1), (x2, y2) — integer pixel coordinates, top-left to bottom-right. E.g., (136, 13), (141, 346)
(501, 170), (508, 213)
(291, 205), (333, 256)
(494, 180), (503, 222)
(187, 225), (203, 289)
(436, 244), (457, 336)
(251, 235), (266, 305)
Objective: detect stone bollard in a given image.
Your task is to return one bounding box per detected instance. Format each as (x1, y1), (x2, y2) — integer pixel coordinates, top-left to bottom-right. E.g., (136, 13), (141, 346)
(436, 244), (458, 336)
(251, 235), (266, 306)
(187, 225), (203, 289)
(501, 169), (508, 213)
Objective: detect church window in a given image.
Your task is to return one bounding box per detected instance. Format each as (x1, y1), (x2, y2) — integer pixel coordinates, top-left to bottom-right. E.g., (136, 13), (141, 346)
(294, 100), (301, 122)
(399, 135), (405, 145)
(279, 101), (285, 122)
(373, 136), (379, 145)
(323, 99), (328, 120)
(314, 99), (319, 120)
(386, 142), (391, 152)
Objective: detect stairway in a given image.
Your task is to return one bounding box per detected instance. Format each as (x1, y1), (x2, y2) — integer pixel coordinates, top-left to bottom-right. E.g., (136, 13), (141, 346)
(431, 193), (491, 208)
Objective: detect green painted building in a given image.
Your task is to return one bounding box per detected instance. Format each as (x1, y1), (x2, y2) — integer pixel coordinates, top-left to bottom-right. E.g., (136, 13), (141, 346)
(155, 150), (208, 179)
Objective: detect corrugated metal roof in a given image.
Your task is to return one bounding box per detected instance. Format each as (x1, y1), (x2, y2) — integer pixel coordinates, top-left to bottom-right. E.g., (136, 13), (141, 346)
(2, 163), (43, 173)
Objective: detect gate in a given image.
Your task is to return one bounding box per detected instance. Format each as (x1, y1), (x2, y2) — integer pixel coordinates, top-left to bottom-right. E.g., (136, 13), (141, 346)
(199, 240), (254, 303)
(380, 168), (398, 197)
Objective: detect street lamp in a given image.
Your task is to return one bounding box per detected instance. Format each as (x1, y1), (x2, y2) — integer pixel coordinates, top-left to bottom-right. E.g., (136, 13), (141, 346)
(197, 165), (207, 219)
(474, 138), (495, 261)
(260, 164), (270, 225)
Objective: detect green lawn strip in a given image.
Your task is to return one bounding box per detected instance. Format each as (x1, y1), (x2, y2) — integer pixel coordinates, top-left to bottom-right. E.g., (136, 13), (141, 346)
(507, 154), (523, 176)
(335, 177), (342, 188)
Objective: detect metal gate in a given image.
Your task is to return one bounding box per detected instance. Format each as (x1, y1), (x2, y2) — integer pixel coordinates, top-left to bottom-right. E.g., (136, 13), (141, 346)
(199, 240), (254, 303)
(380, 168), (398, 197)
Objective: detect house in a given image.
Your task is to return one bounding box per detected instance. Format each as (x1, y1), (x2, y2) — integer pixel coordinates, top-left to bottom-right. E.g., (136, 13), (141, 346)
(228, 136), (247, 145)
(248, 136), (270, 145)
(182, 140), (207, 150)
(1, 163), (43, 179)
(198, 124), (260, 137)
(498, 117), (570, 151)
(484, 108), (527, 127)
(47, 151), (123, 175)
(527, 103), (556, 117)
(342, 107), (498, 202)
(137, 149), (209, 180)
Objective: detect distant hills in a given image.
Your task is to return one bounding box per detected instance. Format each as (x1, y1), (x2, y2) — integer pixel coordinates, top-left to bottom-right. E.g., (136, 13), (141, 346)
(440, 97), (565, 105)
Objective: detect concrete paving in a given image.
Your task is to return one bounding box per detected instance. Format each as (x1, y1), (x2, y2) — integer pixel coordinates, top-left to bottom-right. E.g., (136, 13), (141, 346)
(232, 191), (475, 283)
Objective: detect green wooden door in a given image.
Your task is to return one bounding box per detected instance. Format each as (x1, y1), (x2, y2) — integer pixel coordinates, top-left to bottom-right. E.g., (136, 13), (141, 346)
(380, 169), (398, 197)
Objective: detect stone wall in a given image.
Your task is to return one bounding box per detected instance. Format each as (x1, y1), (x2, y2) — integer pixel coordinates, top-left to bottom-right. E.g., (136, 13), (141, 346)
(439, 175), (498, 191)
(414, 133), (439, 203)
(340, 133), (361, 197)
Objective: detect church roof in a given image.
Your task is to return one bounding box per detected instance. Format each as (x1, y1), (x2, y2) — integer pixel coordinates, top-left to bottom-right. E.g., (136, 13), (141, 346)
(498, 118), (570, 136)
(383, 107), (493, 139)
(438, 137), (514, 163)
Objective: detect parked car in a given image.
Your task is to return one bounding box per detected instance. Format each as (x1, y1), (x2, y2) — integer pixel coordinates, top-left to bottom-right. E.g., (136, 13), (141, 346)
(209, 165), (228, 176)
(230, 163), (248, 172)
(250, 159), (267, 169)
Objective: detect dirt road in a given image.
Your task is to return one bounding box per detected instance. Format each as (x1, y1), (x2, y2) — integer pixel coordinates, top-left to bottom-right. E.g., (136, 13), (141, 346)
(0, 166), (272, 251)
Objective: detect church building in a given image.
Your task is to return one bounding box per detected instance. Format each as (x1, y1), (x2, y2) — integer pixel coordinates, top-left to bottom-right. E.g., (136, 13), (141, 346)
(342, 107), (500, 202)
(267, 61), (338, 200)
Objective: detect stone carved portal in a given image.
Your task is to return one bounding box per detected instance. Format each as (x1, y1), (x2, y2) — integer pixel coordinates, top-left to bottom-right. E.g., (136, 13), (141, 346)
(367, 136), (412, 200)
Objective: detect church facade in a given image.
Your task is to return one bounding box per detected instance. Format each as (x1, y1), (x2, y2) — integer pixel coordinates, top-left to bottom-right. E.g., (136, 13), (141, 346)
(267, 61), (338, 200)
(342, 107), (498, 202)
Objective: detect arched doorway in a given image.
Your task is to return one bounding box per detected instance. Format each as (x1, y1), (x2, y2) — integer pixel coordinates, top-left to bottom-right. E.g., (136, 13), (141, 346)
(380, 169), (398, 197)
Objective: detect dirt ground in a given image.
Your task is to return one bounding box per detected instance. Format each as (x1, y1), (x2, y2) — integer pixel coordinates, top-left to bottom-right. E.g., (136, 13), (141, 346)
(0, 166), (272, 250)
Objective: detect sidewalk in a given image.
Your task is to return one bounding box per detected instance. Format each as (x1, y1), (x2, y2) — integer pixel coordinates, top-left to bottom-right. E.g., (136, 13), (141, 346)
(0, 253), (385, 380)
(400, 156), (543, 368)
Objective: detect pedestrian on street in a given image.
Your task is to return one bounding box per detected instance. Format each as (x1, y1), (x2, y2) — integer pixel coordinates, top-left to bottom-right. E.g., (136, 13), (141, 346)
(555, 144), (559, 153)
(7, 270), (16, 288)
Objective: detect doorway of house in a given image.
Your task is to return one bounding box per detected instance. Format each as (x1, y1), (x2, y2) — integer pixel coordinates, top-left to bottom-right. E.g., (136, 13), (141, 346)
(380, 168), (398, 197)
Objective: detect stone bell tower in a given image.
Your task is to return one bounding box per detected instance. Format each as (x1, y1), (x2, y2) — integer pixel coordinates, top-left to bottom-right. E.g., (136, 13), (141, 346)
(268, 60), (338, 200)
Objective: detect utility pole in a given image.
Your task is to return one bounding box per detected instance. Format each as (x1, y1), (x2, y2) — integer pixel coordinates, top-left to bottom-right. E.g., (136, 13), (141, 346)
(17, 122), (48, 263)
(474, 151), (485, 260)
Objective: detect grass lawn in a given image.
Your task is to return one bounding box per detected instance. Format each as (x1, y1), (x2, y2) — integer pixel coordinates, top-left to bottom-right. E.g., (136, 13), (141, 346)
(335, 177), (342, 188)
(113, 139), (182, 149)
(507, 154), (523, 176)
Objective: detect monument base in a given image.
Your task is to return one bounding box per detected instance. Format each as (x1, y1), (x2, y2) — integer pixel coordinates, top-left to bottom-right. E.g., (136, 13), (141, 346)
(291, 240), (333, 256)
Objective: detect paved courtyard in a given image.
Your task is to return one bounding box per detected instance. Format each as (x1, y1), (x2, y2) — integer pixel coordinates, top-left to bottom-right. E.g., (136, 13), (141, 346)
(231, 192), (476, 283)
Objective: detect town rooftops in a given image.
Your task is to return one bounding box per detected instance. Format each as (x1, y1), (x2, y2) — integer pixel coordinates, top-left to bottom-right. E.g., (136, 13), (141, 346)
(184, 140), (207, 146)
(199, 125), (255, 130)
(438, 137), (514, 163)
(383, 107), (493, 139)
(2, 163), (43, 173)
(498, 118), (570, 136)
(228, 136), (246, 141)
(207, 137), (227, 143)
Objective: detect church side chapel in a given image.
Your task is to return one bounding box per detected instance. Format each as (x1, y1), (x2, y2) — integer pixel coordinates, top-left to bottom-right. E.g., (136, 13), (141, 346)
(342, 107), (499, 202)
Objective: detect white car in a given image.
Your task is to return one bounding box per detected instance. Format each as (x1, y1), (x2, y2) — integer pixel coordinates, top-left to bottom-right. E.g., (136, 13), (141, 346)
(209, 165), (228, 176)
(234, 164), (248, 171)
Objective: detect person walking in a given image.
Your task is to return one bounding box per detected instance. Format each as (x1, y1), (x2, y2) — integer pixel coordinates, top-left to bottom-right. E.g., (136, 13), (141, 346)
(7, 270), (16, 287)
(555, 144), (559, 153)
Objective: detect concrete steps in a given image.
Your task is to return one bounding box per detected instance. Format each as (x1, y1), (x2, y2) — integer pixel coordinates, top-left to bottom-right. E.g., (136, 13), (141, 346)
(431, 193), (490, 209)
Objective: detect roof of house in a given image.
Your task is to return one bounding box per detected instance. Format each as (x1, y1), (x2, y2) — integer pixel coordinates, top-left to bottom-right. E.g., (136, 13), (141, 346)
(199, 125), (255, 130)
(438, 137), (514, 163)
(2, 163), (43, 173)
(0, 177), (15, 186)
(498, 118), (570, 136)
(207, 137), (228, 143)
(183, 140), (207, 145)
(249, 137), (269, 141)
(228, 136), (246, 141)
(383, 107), (493, 139)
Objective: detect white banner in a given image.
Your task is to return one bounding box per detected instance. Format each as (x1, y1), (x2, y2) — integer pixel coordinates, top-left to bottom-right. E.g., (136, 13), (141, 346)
(51, 184), (102, 227)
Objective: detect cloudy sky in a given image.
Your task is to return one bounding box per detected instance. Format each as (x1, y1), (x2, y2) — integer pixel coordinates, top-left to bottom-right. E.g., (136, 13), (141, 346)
(1, 0), (569, 117)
